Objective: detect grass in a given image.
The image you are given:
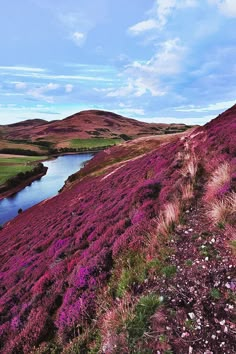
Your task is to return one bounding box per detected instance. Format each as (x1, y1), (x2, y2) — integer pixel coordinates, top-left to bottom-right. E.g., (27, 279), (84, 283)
(229, 240), (236, 255)
(70, 138), (122, 149)
(210, 288), (221, 300)
(208, 192), (236, 226)
(157, 200), (181, 237)
(0, 156), (46, 185)
(160, 265), (177, 278)
(205, 162), (232, 201)
(110, 252), (147, 298)
(126, 293), (161, 348)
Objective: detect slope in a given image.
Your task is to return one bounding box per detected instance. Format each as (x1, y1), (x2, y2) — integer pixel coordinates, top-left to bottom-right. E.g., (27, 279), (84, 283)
(1, 110), (192, 148)
(0, 106), (235, 353)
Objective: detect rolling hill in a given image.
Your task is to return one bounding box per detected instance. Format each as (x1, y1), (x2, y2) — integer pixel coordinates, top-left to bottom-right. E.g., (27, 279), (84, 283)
(0, 110), (192, 151)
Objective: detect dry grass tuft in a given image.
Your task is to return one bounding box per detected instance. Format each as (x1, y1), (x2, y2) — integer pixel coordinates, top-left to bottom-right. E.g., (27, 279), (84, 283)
(205, 162), (232, 201)
(157, 200), (181, 237)
(181, 182), (194, 201)
(181, 155), (198, 180)
(100, 295), (133, 353)
(208, 192), (236, 225)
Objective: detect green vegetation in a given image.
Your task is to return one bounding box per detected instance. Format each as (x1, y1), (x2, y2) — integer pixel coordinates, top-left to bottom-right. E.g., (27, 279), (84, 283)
(185, 259), (193, 266)
(70, 138), (121, 149)
(126, 293), (161, 347)
(229, 240), (236, 254)
(160, 265), (177, 278)
(210, 288), (221, 300)
(185, 318), (195, 330)
(110, 252), (147, 298)
(0, 156), (46, 185)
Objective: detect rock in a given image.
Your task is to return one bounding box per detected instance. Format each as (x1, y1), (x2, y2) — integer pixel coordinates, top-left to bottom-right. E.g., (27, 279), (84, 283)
(188, 312), (196, 320)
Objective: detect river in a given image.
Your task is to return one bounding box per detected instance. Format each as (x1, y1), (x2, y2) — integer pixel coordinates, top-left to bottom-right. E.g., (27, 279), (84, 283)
(0, 153), (93, 225)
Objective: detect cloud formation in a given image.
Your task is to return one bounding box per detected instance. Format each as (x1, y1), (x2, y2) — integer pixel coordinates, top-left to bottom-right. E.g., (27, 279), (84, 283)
(209, 0), (236, 17)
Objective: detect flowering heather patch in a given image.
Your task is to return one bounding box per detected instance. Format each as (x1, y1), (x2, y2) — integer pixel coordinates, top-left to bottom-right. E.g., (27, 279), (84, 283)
(0, 106), (235, 352)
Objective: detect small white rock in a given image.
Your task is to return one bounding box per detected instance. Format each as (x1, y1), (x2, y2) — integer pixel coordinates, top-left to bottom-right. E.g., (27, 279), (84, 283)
(219, 320), (225, 325)
(188, 312), (196, 320)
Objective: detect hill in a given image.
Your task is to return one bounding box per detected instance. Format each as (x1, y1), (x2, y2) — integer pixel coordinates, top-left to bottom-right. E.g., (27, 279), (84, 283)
(0, 110), (192, 152)
(0, 106), (235, 353)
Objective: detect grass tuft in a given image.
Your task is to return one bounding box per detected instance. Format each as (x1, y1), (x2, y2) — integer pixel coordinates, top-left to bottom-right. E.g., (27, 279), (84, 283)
(126, 293), (161, 347)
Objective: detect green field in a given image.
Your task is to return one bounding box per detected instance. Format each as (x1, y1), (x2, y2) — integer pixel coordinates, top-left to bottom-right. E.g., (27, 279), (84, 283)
(70, 138), (122, 149)
(0, 156), (46, 185)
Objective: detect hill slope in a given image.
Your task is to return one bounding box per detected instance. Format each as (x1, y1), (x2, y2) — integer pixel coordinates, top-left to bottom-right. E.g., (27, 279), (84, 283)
(1, 110), (191, 144)
(0, 106), (235, 353)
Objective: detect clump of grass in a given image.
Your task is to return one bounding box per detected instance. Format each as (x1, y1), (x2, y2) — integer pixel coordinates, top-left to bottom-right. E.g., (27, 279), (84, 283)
(181, 182), (194, 201)
(110, 252), (147, 298)
(210, 288), (221, 300)
(161, 265), (177, 278)
(208, 192), (236, 225)
(205, 162), (232, 201)
(126, 293), (161, 347)
(185, 259), (193, 266)
(229, 240), (236, 255)
(157, 200), (181, 237)
(185, 318), (195, 330)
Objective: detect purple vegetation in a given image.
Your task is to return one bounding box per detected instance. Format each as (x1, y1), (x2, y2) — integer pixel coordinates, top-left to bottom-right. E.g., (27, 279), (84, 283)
(0, 105), (236, 351)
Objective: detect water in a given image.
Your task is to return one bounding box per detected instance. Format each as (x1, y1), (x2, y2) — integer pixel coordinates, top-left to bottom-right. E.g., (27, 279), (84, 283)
(0, 153), (93, 225)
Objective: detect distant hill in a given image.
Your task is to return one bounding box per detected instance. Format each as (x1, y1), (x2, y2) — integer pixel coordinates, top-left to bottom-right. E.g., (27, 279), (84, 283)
(0, 105), (235, 353)
(1, 109), (192, 145)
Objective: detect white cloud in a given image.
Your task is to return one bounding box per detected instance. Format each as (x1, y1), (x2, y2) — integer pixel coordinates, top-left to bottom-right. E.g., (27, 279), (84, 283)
(129, 19), (158, 35)
(209, 0), (236, 17)
(175, 100), (236, 112)
(71, 32), (86, 46)
(0, 66), (45, 72)
(27, 83), (60, 103)
(15, 82), (27, 90)
(1, 71), (113, 82)
(65, 84), (73, 93)
(115, 108), (145, 117)
(107, 38), (185, 98)
(128, 0), (197, 35)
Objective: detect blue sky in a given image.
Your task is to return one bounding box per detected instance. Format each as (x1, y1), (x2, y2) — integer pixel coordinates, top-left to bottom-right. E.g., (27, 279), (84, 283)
(0, 0), (236, 125)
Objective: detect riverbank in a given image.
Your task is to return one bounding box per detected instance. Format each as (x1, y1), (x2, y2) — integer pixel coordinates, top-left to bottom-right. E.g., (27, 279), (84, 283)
(0, 150), (99, 201)
(0, 165), (48, 201)
(0, 154), (93, 225)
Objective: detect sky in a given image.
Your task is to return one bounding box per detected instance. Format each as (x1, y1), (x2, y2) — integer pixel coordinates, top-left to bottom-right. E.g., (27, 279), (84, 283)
(0, 0), (236, 125)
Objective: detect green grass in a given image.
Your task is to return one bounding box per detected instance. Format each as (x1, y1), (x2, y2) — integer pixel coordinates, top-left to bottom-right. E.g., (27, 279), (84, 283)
(0, 156), (46, 185)
(210, 288), (221, 300)
(70, 138), (121, 149)
(160, 265), (177, 278)
(110, 252), (147, 298)
(126, 293), (162, 347)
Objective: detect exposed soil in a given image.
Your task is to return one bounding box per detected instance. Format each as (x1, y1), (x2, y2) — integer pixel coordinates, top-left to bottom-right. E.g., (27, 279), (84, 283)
(139, 203), (236, 353)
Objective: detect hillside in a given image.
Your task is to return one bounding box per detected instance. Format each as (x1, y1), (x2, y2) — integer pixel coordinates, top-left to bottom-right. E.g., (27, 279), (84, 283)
(0, 106), (235, 353)
(0, 110), (192, 151)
